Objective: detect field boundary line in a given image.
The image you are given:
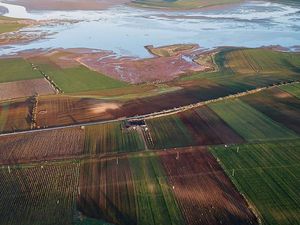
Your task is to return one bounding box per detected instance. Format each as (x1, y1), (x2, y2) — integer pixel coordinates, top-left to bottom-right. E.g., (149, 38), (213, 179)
(0, 80), (299, 137)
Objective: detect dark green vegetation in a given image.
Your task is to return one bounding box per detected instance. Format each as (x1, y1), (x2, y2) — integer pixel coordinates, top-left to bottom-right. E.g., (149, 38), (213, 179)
(211, 139), (300, 225)
(84, 122), (145, 154)
(209, 99), (298, 141)
(0, 58), (41, 83)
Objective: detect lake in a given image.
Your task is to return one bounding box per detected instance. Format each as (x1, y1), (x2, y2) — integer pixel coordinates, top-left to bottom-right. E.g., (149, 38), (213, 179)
(0, 0), (300, 58)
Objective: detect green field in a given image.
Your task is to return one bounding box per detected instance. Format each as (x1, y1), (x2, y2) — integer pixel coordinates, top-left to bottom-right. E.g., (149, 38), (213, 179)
(180, 49), (300, 92)
(84, 122), (145, 154)
(36, 63), (128, 93)
(129, 152), (184, 225)
(0, 58), (42, 83)
(209, 99), (298, 141)
(280, 82), (300, 99)
(211, 139), (300, 225)
(146, 115), (194, 149)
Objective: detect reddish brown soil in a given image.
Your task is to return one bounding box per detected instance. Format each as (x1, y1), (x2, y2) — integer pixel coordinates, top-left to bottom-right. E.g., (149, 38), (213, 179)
(0, 78), (56, 101)
(77, 157), (137, 225)
(159, 147), (258, 225)
(78, 49), (207, 84)
(36, 96), (117, 128)
(0, 127), (84, 164)
(179, 106), (244, 146)
(0, 99), (31, 133)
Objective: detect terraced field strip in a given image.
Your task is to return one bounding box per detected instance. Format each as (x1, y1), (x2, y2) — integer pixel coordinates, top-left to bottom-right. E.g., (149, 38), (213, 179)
(209, 99), (298, 141)
(0, 58), (42, 83)
(241, 87), (300, 134)
(0, 163), (79, 225)
(84, 121), (145, 155)
(211, 139), (300, 225)
(280, 82), (300, 99)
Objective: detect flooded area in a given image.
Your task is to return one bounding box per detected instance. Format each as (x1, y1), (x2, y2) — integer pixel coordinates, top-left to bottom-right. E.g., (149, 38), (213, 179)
(0, 0), (300, 58)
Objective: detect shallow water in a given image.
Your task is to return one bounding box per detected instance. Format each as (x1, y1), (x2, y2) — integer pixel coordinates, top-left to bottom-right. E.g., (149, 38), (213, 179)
(0, 0), (300, 58)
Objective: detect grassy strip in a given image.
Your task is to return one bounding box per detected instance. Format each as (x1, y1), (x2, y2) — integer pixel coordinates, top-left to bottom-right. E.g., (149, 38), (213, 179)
(129, 152), (184, 225)
(0, 58), (42, 83)
(84, 122), (145, 154)
(209, 99), (298, 141)
(210, 139), (300, 225)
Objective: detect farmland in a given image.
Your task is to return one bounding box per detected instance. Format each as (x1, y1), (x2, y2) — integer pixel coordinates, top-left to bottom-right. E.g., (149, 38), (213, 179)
(77, 148), (257, 225)
(36, 96), (119, 128)
(209, 99), (298, 141)
(30, 58), (128, 93)
(0, 58), (42, 83)
(145, 115), (194, 149)
(280, 82), (300, 99)
(0, 99), (31, 133)
(84, 122), (145, 155)
(0, 78), (56, 101)
(0, 163), (79, 225)
(0, 127), (84, 164)
(241, 87), (300, 134)
(211, 139), (300, 225)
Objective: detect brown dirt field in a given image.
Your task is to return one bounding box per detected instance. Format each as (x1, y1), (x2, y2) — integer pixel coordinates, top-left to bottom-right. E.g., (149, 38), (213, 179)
(36, 96), (118, 128)
(159, 147), (258, 225)
(179, 106), (244, 146)
(0, 127), (84, 165)
(0, 99), (31, 133)
(3, 0), (131, 10)
(77, 157), (137, 225)
(0, 78), (56, 101)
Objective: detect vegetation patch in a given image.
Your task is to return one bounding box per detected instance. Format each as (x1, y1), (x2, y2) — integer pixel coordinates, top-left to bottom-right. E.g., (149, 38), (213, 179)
(209, 99), (298, 141)
(280, 82), (300, 99)
(0, 163), (79, 225)
(34, 61), (128, 93)
(84, 122), (145, 155)
(0, 58), (42, 83)
(146, 115), (194, 149)
(211, 139), (300, 225)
